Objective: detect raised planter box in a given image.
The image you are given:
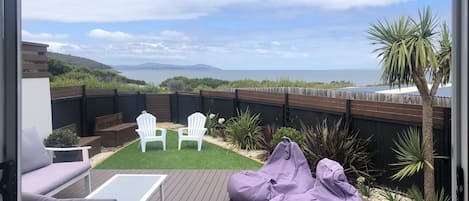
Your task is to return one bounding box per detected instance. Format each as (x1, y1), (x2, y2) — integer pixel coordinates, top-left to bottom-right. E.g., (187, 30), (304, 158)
(95, 113), (137, 147)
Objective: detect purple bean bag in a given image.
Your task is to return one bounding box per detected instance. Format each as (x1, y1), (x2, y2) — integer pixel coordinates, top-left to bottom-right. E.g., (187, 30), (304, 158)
(227, 137), (314, 201)
(270, 158), (363, 201)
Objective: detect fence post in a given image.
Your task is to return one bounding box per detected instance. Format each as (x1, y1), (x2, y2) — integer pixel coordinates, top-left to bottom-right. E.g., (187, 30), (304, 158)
(200, 90), (204, 113)
(175, 91), (180, 123)
(113, 89), (119, 113)
(345, 99), (351, 123)
(283, 93), (289, 127)
(80, 85), (87, 136)
(233, 89), (239, 116)
(138, 91), (145, 113)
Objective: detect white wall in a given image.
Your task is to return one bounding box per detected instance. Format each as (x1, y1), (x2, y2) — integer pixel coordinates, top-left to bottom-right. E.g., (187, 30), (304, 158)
(21, 78), (52, 139)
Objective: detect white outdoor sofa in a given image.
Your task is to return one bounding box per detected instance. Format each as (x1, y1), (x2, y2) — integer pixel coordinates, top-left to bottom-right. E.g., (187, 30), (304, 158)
(21, 127), (92, 196)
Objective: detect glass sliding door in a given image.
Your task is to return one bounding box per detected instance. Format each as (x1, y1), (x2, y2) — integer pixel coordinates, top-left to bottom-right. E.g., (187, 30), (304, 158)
(1, 0), (21, 200)
(452, 0), (468, 200)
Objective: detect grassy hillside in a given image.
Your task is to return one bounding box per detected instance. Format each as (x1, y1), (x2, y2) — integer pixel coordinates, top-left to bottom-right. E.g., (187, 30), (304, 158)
(48, 52), (113, 71)
(48, 54), (159, 92)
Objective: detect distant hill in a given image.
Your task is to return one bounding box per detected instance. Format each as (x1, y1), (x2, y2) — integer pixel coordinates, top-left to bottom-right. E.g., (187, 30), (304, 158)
(114, 63), (221, 70)
(48, 52), (113, 70)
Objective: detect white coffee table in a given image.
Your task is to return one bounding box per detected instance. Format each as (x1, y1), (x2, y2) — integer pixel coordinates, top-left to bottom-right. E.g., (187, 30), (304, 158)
(86, 174), (167, 201)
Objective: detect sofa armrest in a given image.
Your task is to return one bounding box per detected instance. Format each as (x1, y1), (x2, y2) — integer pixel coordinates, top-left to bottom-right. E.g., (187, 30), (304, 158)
(45, 146), (91, 163)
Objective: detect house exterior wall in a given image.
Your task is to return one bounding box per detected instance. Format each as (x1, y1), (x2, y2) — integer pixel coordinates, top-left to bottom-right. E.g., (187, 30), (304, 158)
(22, 78), (52, 139)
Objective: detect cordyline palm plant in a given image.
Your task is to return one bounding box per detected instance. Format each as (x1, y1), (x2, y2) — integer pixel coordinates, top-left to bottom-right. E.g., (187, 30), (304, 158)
(226, 108), (263, 151)
(301, 119), (374, 183)
(368, 7), (451, 200)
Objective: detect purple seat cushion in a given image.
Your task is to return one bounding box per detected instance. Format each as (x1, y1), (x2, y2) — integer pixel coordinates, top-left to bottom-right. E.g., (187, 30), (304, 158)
(22, 161), (91, 194)
(228, 139), (314, 201)
(21, 127), (51, 174)
(22, 192), (117, 201)
(270, 158), (362, 201)
(310, 158), (362, 201)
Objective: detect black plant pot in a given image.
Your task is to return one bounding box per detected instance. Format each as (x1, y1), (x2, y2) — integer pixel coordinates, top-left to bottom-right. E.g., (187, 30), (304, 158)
(53, 150), (81, 162)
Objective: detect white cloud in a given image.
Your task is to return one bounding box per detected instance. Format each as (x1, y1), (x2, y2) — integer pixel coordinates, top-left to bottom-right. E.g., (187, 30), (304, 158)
(88, 29), (133, 41)
(160, 30), (190, 41)
(22, 30), (68, 40)
(22, 0), (411, 22)
(46, 42), (81, 53)
(268, 0), (411, 10)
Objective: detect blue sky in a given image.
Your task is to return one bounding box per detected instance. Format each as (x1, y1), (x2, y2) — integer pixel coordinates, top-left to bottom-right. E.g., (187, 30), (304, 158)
(22, 0), (451, 70)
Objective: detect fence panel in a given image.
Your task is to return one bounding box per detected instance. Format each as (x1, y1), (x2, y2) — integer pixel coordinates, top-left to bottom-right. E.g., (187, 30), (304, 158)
(51, 98), (83, 135)
(202, 97), (235, 120)
(177, 93), (201, 124)
(238, 101), (284, 126)
(146, 93), (172, 122)
(289, 108), (344, 129)
(85, 95), (115, 136)
(289, 94), (346, 113)
(50, 86), (83, 100)
(119, 94), (145, 122)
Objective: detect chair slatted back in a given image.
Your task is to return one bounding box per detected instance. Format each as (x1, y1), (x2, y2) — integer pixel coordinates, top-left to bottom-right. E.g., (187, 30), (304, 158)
(187, 112), (206, 137)
(136, 113), (157, 138)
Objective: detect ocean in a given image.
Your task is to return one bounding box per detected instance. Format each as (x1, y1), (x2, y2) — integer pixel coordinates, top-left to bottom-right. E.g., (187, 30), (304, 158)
(118, 69), (382, 86)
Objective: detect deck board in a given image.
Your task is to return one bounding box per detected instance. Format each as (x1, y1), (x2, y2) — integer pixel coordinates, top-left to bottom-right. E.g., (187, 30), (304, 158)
(55, 169), (239, 201)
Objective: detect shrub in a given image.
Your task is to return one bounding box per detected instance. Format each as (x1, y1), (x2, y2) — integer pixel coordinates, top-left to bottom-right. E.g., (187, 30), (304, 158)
(271, 127), (303, 149)
(226, 108), (262, 150)
(257, 124), (279, 161)
(301, 118), (374, 182)
(167, 79), (185, 92)
(44, 129), (80, 148)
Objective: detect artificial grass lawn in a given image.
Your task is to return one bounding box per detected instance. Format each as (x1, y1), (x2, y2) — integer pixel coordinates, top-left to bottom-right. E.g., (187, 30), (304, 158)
(95, 130), (263, 169)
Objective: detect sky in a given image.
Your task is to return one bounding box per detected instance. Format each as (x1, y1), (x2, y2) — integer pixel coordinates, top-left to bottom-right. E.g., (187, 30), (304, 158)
(22, 0), (451, 70)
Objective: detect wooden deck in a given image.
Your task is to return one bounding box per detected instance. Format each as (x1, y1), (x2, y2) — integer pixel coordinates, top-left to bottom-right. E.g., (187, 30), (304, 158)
(55, 169), (239, 201)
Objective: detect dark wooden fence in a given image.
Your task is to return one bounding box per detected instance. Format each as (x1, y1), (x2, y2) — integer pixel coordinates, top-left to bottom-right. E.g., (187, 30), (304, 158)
(50, 86), (145, 137)
(50, 87), (451, 191)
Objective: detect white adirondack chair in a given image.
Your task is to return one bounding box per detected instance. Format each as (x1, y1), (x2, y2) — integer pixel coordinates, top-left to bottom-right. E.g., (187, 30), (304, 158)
(178, 112), (207, 151)
(136, 112), (167, 152)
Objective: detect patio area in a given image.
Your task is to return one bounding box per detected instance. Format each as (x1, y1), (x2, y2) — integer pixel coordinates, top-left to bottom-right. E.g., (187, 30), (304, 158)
(55, 169), (238, 201)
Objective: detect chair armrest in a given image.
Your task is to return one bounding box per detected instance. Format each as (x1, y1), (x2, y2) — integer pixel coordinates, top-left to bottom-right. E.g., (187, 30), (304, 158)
(155, 127), (167, 135)
(178, 127), (188, 136)
(45, 146), (91, 163)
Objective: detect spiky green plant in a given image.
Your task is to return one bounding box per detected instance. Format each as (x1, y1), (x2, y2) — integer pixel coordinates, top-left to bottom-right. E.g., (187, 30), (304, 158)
(226, 108), (262, 150)
(301, 118), (374, 182)
(390, 127), (430, 181)
(407, 185), (450, 201)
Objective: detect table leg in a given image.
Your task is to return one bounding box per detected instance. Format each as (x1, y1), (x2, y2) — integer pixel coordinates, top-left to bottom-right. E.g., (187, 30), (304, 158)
(160, 183), (164, 201)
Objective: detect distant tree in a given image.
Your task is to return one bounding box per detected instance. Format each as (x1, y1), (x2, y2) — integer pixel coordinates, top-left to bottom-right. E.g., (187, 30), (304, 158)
(167, 79), (185, 92)
(48, 58), (73, 76)
(368, 8), (451, 200)
(160, 76), (190, 87)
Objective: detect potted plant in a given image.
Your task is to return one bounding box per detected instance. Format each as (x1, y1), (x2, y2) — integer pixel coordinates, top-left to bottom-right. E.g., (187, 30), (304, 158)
(44, 129), (80, 162)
